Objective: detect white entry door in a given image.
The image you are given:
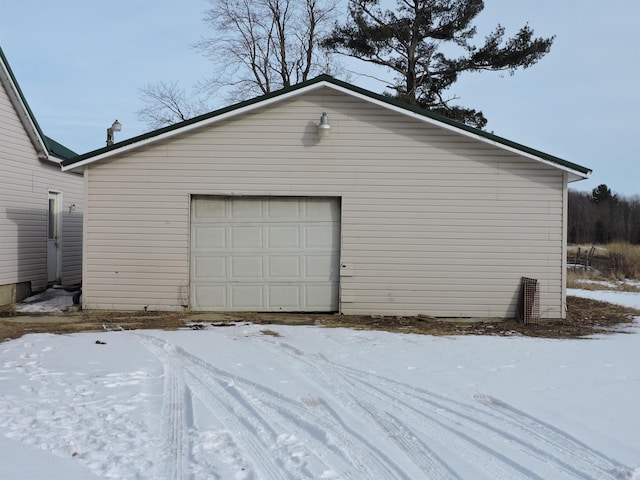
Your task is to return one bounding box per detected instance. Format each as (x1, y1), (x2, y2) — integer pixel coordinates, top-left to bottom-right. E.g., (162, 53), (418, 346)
(190, 196), (340, 312)
(47, 192), (61, 283)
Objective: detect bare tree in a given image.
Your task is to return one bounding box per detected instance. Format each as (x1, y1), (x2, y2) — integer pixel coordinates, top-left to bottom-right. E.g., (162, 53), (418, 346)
(194, 0), (337, 101)
(136, 0), (337, 129)
(136, 81), (210, 129)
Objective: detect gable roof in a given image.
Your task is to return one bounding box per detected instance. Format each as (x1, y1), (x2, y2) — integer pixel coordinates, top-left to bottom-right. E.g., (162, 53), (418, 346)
(0, 46), (77, 162)
(60, 74), (591, 181)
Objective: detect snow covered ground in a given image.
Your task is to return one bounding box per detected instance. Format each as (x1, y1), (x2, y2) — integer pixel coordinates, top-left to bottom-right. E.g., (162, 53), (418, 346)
(1, 291), (639, 479)
(14, 286), (76, 314)
(568, 288), (640, 310)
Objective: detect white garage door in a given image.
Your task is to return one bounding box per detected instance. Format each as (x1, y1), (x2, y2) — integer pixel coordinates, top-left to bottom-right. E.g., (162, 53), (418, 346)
(190, 196), (340, 311)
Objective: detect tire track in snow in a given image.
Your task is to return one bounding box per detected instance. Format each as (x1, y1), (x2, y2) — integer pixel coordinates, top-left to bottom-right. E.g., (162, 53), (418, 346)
(332, 356), (632, 480)
(336, 364), (547, 480)
(260, 338), (632, 480)
(355, 399), (461, 479)
(289, 394), (414, 479)
(134, 336), (193, 480)
(135, 333), (307, 480)
(136, 332), (417, 479)
(317, 358), (541, 479)
(148, 333), (413, 479)
(209, 377), (397, 479)
(181, 366), (293, 479)
(473, 393), (632, 480)
(160, 343), (192, 480)
(190, 360), (415, 480)
(261, 339), (535, 479)
(256, 340), (485, 479)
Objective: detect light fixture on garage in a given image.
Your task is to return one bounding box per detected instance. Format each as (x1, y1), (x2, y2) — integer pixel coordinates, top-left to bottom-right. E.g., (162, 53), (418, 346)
(106, 119), (122, 146)
(317, 112), (331, 138)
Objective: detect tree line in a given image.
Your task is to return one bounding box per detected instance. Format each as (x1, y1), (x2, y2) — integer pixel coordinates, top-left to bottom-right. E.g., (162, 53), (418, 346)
(569, 185), (640, 245)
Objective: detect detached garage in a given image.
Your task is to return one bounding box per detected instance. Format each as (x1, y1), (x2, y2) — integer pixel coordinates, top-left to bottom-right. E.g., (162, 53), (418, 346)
(62, 75), (590, 319)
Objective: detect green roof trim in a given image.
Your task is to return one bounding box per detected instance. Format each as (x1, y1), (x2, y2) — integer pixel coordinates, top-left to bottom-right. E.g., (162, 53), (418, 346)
(0, 46), (77, 160)
(324, 76), (592, 176)
(44, 135), (78, 160)
(61, 74), (591, 176)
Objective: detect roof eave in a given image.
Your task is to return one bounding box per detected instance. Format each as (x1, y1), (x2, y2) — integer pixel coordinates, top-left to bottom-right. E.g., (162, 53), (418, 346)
(320, 81), (592, 179)
(61, 75), (591, 179)
(62, 81), (329, 172)
(567, 170), (591, 183)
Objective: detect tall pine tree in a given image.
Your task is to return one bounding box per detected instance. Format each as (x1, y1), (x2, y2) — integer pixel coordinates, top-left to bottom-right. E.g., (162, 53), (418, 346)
(323, 0), (554, 128)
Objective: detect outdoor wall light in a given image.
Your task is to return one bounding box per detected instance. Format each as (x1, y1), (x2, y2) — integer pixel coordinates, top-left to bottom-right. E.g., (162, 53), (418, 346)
(106, 119), (122, 146)
(317, 112), (331, 138)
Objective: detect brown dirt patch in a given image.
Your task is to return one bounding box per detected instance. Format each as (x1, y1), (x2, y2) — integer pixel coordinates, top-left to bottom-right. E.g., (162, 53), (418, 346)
(320, 296), (639, 338)
(0, 311), (186, 343)
(1, 296), (638, 343)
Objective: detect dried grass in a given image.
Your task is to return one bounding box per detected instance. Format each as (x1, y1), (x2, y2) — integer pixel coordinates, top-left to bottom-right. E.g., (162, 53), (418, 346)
(566, 268), (607, 286)
(607, 241), (640, 279)
(568, 242), (640, 280)
(566, 269), (640, 292)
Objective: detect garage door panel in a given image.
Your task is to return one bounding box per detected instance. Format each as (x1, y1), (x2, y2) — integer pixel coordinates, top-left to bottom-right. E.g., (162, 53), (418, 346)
(193, 285), (227, 309)
(192, 256), (227, 280)
(231, 199), (263, 219)
(305, 255), (338, 279)
(193, 225), (226, 249)
(230, 226), (263, 248)
(306, 285), (339, 309)
(191, 196), (340, 312)
(230, 285), (264, 308)
(267, 225), (300, 248)
(269, 285), (301, 308)
(268, 256), (300, 279)
(268, 199), (300, 219)
(193, 199), (226, 219)
(304, 224), (338, 248)
(230, 256), (263, 280)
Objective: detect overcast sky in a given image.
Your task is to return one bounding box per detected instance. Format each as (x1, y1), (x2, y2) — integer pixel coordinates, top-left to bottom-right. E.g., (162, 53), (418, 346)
(1, 0), (638, 196)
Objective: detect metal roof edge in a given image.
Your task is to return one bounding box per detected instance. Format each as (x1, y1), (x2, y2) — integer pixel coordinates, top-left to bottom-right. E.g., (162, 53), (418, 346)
(43, 135), (78, 161)
(61, 77), (331, 170)
(61, 73), (591, 179)
(318, 77), (591, 178)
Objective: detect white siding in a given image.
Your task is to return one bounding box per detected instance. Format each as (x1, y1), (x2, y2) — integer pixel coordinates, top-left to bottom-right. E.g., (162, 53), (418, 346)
(0, 77), (83, 293)
(83, 88), (566, 318)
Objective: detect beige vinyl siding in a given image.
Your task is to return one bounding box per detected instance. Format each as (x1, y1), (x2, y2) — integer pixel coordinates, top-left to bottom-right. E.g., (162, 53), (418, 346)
(0, 78), (83, 292)
(83, 87), (565, 317)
